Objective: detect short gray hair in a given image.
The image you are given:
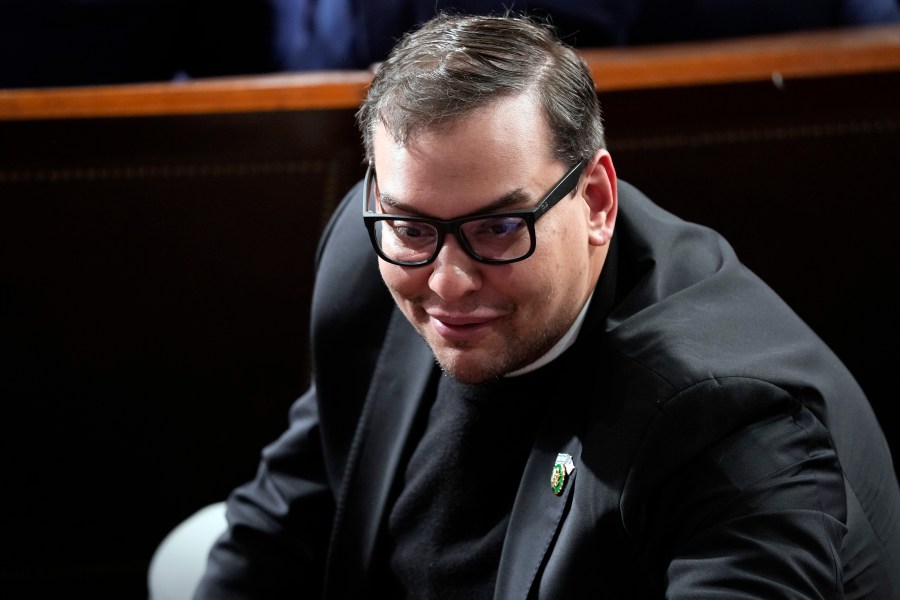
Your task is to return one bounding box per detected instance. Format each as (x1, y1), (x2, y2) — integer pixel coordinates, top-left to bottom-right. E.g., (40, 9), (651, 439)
(356, 12), (605, 167)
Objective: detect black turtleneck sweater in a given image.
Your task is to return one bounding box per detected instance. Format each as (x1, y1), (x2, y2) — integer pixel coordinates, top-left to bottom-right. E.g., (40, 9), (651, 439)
(375, 363), (560, 599)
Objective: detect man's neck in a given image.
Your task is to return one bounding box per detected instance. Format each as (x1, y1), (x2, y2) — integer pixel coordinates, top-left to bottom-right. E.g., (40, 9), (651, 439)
(505, 290), (594, 377)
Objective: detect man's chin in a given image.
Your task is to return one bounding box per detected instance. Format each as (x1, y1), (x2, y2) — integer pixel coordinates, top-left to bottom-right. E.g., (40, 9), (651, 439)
(438, 363), (500, 384)
(430, 344), (513, 384)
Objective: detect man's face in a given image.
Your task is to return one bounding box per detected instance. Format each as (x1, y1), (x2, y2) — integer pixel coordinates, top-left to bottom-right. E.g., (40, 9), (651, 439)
(372, 92), (603, 383)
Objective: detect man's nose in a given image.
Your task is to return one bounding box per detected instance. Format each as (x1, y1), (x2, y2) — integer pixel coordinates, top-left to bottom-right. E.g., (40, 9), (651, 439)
(427, 234), (482, 301)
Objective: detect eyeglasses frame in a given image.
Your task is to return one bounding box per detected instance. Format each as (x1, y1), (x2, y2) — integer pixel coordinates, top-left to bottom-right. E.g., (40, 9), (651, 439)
(362, 158), (587, 267)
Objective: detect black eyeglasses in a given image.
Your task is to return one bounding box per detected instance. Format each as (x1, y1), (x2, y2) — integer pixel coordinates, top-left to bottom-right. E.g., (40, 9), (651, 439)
(362, 159), (586, 267)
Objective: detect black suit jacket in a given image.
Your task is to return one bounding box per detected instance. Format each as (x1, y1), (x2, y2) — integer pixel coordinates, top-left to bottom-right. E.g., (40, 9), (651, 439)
(195, 180), (900, 598)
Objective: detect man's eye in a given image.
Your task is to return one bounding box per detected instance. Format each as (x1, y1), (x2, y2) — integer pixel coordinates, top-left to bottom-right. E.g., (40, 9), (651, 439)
(384, 221), (438, 248)
(390, 221), (430, 238)
(473, 217), (527, 237)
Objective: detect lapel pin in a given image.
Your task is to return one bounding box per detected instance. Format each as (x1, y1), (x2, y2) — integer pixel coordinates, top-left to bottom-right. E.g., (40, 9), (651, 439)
(550, 452), (575, 495)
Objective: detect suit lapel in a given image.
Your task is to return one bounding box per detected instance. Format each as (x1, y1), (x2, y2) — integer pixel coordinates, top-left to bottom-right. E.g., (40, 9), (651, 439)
(495, 407), (583, 600)
(323, 308), (435, 598)
(494, 273), (612, 600)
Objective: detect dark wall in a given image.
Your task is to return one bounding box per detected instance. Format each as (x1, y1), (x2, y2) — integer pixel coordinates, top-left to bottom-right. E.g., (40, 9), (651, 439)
(0, 109), (365, 598)
(1, 70), (897, 598)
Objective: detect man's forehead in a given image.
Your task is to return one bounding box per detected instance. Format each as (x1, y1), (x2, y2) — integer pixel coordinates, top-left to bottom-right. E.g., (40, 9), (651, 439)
(374, 167), (533, 219)
(372, 92), (552, 162)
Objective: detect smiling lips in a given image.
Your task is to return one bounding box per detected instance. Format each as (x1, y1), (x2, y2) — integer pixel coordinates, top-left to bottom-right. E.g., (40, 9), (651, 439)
(427, 312), (504, 342)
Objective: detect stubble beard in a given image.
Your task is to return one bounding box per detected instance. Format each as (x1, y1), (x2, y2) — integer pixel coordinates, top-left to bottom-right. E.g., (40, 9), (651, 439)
(419, 308), (572, 384)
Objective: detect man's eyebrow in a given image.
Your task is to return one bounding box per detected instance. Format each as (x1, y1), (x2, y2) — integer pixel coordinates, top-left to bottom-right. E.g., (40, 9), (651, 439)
(378, 188), (533, 217)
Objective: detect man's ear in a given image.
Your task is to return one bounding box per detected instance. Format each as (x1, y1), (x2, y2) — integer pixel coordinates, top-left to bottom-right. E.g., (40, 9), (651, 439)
(581, 149), (617, 246)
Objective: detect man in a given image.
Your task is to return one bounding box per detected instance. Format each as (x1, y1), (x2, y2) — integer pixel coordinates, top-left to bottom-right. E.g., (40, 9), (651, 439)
(193, 12), (900, 598)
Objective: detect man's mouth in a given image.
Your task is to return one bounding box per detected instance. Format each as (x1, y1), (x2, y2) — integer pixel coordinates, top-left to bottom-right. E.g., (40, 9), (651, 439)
(426, 312), (502, 342)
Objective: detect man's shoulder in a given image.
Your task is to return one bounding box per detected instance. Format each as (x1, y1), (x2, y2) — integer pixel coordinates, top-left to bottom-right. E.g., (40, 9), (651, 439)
(607, 181), (842, 394)
(313, 178), (391, 312)
(311, 178), (396, 356)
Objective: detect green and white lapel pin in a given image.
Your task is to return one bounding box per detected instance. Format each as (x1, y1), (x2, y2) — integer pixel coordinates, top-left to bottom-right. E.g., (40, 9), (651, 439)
(551, 452), (575, 495)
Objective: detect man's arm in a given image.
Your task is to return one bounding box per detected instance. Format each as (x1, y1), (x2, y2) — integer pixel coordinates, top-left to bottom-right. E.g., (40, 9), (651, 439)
(649, 405), (847, 598)
(193, 386), (335, 599)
